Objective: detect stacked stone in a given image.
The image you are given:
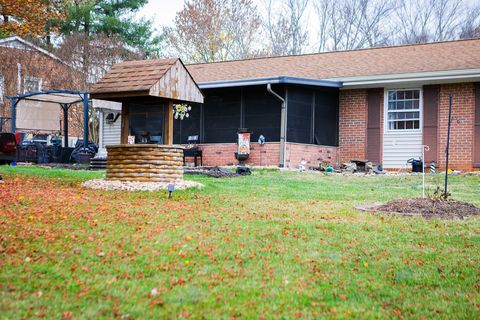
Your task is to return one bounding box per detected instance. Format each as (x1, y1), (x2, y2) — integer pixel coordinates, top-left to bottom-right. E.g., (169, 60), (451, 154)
(106, 144), (184, 182)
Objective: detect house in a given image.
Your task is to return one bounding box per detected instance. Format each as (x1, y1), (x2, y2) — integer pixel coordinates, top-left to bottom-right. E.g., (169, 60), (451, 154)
(0, 36), (83, 143)
(96, 39), (480, 171)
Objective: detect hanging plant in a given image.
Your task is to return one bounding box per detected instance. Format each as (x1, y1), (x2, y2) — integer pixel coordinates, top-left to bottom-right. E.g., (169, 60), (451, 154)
(173, 104), (192, 120)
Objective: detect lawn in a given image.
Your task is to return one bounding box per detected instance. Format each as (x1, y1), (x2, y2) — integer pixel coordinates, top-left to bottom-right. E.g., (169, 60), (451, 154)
(0, 166), (479, 319)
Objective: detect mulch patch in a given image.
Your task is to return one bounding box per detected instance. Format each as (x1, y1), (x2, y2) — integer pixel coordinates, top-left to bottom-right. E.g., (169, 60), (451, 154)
(184, 166), (240, 178)
(358, 198), (480, 220)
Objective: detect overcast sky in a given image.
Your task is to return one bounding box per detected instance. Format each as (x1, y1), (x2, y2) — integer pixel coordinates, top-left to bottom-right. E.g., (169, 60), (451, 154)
(138, 0), (479, 53)
(138, 0), (185, 27)
(137, 0), (317, 46)
(139, 0), (269, 28)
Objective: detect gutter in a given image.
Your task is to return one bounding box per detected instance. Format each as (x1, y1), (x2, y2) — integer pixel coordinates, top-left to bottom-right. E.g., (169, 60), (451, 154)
(266, 83), (287, 168)
(336, 68), (480, 88)
(199, 76), (342, 89)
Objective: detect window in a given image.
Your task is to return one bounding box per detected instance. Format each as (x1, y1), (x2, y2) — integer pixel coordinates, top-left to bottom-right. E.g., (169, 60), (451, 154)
(128, 103), (164, 144)
(23, 76), (42, 93)
(387, 89), (421, 130)
(0, 75), (4, 103)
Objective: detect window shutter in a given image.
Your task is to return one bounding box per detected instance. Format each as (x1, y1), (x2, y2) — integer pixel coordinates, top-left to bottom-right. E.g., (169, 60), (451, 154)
(366, 88), (382, 164)
(474, 83), (480, 167)
(422, 85), (439, 164)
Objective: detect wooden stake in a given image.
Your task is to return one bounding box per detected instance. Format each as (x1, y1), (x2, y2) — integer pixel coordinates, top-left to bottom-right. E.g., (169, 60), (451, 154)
(164, 101), (174, 145)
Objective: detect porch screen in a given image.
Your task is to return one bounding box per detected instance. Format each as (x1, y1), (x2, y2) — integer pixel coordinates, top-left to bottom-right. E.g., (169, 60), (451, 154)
(173, 103), (201, 144)
(203, 88), (241, 143)
(287, 87), (312, 143)
(244, 86), (281, 142)
(314, 89), (339, 146)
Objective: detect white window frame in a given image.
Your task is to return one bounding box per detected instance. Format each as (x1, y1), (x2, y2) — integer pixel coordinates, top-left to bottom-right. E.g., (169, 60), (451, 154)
(23, 76), (43, 94)
(0, 75), (4, 103)
(384, 88), (423, 134)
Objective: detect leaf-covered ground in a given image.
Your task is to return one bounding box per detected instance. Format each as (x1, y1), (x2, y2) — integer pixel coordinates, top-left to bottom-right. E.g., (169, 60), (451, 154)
(0, 166), (479, 319)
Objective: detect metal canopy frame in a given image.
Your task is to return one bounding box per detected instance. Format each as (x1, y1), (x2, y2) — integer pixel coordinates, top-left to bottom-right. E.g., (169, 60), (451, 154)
(7, 89), (89, 149)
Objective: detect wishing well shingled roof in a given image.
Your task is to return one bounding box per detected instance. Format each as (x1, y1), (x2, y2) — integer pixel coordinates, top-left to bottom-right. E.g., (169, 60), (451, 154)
(91, 58), (178, 93)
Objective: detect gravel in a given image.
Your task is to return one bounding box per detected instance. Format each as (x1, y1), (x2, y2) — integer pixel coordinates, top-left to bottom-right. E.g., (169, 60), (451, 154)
(82, 179), (203, 191)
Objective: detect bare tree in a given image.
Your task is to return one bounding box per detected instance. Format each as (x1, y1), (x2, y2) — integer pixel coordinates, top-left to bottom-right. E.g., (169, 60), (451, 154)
(313, 0), (395, 51)
(394, 0), (433, 44)
(314, 0), (331, 52)
(56, 33), (140, 86)
(432, 0), (464, 41)
(56, 33), (141, 143)
(394, 0), (469, 44)
(167, 0), (261, 63)
(459, 4), (480, 39)
(226, 0), (262, 59)
(264, 0), (309, 56)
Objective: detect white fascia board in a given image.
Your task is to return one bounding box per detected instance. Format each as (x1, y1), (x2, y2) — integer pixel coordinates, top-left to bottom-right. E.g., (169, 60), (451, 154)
(92, 99), (122, 111)
(335, 69), (480, 88)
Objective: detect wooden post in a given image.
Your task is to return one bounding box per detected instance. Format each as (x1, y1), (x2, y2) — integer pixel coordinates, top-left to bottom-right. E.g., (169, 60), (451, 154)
(121, 103), (129, 144)
(164, 101), (174, 145)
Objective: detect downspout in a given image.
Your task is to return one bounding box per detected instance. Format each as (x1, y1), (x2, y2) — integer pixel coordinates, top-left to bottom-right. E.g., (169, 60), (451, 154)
(17, 63), (21, 94)
(267, 83), (286, 167)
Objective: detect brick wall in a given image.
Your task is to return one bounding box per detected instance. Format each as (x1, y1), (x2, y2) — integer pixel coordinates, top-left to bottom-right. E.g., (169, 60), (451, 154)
(285, 142), (339, 168)
(337, 83), (478, 171)
(339, 89), (368, 163)
(185, 142), (339, 168)
(437, 83), (476, 171)
(185, 143), (280, 167)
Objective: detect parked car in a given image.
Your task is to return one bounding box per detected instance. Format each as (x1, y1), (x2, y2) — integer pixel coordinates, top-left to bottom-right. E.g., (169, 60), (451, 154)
(0, 132), (17, 164)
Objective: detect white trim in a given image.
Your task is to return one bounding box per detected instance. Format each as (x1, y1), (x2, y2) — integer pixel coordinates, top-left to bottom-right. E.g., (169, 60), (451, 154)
(337, 68), (480, 88)
(384, 88), (423, 135)
(0, 74), (4, 103)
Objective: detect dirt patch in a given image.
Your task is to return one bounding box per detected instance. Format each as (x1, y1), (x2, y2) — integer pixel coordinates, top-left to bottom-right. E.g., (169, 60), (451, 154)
(184, 166), (240, 178)
(358, 198), (480, 220)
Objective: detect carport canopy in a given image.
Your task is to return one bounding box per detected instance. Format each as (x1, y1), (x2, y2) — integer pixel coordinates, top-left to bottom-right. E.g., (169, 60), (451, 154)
(7, 90), (89, 149)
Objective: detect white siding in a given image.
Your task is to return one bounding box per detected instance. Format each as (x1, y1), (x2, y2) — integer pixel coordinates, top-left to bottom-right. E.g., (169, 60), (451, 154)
(383, 132), (423, 168)
(103, 115), (121, 148)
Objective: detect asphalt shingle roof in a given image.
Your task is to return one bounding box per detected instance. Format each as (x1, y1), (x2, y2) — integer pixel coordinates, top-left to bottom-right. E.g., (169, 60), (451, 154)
(185, 39), (480, 83)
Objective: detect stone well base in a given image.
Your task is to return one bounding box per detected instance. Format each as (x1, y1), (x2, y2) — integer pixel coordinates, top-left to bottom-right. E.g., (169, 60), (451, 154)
(106, 144), (184, 182)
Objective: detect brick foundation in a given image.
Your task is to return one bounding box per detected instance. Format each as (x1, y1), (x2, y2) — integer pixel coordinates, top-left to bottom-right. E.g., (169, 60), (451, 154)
(285, 142), (339, 168)
(185, 142), (339, 168)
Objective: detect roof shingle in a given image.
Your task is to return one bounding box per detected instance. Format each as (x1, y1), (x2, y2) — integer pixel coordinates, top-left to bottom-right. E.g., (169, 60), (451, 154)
(185, 39), (480, 83)
(91, 58), (178, 93)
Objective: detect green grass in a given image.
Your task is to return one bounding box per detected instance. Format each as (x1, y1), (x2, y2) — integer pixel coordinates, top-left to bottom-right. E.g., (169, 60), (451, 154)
(0, 165), (479, 319)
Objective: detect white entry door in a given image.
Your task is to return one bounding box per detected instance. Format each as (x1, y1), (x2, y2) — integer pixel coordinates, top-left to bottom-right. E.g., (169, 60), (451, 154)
(383, 89), (423, 169)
